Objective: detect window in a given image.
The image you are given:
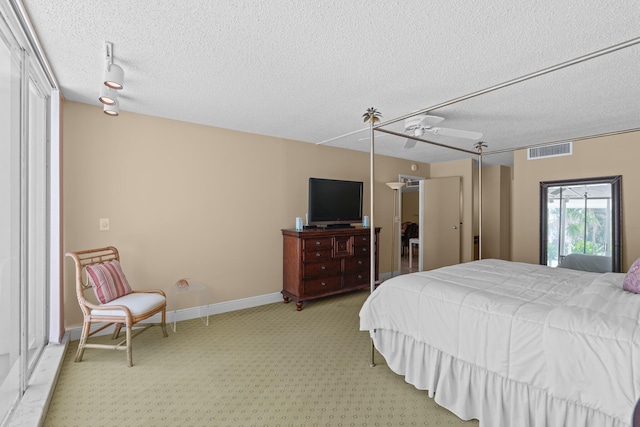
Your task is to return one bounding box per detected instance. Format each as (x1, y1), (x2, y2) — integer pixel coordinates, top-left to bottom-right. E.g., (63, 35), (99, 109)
(540, 176), (622, 272)
(0, 4), (52, 423)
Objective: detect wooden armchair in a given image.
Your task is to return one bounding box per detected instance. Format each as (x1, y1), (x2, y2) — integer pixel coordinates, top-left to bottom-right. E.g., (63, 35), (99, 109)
(66, 246), (168, 367)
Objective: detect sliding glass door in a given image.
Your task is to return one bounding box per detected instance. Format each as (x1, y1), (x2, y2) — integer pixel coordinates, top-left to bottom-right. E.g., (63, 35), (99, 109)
(0, 17), (23, 421)
(0, 5), (52, 423)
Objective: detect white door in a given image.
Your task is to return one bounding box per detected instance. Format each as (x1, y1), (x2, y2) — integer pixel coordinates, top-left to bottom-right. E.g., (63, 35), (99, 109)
(419, 177), (461, 271)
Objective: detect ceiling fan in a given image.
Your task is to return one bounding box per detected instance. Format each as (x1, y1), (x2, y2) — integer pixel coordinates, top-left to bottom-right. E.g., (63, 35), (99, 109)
(401, 114), (483, 149)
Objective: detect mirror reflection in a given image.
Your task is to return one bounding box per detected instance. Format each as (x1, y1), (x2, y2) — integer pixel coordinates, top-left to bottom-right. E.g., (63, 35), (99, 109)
(540, 176), (621, 273)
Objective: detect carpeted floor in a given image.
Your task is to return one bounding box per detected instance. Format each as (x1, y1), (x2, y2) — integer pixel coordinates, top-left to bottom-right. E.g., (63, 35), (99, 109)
(44, 290), (478, 426)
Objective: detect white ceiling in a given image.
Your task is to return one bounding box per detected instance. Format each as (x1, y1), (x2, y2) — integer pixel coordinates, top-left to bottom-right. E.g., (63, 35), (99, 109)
(23, 0), (640, 166)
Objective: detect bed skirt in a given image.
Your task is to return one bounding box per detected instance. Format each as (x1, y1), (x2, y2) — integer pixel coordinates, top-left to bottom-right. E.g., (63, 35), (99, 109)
(371, 328), (625, 427)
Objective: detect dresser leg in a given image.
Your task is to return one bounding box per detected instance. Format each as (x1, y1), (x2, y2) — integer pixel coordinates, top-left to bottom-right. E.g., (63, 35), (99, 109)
(283, 295), (290, 303)
(296, 301), (303, 311)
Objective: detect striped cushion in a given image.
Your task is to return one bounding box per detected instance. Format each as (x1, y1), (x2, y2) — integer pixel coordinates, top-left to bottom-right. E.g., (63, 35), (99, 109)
(86, 260), (132, 303)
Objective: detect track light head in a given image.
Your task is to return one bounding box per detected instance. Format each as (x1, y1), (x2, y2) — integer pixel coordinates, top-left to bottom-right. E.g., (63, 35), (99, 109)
(103, 99), (119, 116)
(103, 63), (124, 90)
(98, 86), (117, 105)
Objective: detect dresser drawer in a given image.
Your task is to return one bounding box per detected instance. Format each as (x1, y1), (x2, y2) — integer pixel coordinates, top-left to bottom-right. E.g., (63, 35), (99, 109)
(344, 270), (370, 287)
(303, 260), (341, 277)
(344, 256), (369, 273)
(353, 234), (371, 246)
(303, 275), (341, 295)
(303, 237), (332, 251)
(352, 244), (370, 257)
(303, 248), (332, 261)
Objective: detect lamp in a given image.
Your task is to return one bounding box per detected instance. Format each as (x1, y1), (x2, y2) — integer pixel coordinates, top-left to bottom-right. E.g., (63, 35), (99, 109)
(103, 41), (124, 90)
(98, 86), (117, 105)
(386, 182), (405, 277)
(103, 99), (119, 116)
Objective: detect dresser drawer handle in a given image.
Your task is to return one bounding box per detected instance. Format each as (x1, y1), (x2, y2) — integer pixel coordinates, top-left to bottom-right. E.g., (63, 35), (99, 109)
(316, 252), (322, 257)
(321, 265), (326, 270)
(321, 281), (326, 286)
(316, 241), (321, 246)
(362, 248), (368, 252)
(357, 274), (363, 279)
(357, 260), (363, 265)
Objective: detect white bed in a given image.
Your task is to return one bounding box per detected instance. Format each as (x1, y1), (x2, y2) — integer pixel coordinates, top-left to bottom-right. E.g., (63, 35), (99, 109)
(359, 259), (640, 427)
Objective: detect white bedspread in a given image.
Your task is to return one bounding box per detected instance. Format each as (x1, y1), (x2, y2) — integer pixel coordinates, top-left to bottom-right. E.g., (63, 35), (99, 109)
(359, 259), (639, 426)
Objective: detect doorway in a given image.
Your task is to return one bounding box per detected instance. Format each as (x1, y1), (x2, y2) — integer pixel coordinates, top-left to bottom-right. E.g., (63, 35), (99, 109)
(398, 175), (423, 274)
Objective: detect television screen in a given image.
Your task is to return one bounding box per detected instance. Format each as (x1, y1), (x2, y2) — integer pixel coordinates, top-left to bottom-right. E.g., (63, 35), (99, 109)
(308, 178), (363, 227)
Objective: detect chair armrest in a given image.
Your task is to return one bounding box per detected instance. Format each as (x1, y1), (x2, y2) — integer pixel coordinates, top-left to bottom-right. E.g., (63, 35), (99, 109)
(131, 289), (166, 297)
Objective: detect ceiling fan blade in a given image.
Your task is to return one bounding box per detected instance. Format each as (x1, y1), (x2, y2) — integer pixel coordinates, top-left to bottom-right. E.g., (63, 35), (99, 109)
(430, 127), (483, 140)
(418, 115), (444, 127)
(403, 138), (417, 149)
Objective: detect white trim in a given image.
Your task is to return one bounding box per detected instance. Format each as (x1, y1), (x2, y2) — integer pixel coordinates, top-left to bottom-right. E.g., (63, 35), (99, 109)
(48, 91), (62, 344)
(66, 292), (284, 340)
(206, 291), (283, 315)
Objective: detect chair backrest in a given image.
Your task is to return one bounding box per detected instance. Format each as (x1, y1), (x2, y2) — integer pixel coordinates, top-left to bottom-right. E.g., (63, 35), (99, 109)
(405, 223), (419, 239)
(66, 246), (120, 313)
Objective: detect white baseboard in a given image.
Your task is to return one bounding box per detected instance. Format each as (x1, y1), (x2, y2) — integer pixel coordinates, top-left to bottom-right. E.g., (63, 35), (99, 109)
(66, 292), (284, 340)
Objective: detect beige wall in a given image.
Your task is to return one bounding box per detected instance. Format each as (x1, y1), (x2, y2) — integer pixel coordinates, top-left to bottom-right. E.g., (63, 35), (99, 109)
(512, 131), (640, 270)
(481, 165), (511, 260)
(62, 101), (430, 328)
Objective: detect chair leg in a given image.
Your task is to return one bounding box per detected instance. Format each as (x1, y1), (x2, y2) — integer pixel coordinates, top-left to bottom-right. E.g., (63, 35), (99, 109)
(160, 309), (168, 338)
(126, 324), (133, 367)
(113, 323), (123, 339)
(75, 321), (91, 362)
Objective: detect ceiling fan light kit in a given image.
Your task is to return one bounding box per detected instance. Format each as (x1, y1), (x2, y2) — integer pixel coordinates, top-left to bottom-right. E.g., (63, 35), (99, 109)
(100, 41), (124, 116)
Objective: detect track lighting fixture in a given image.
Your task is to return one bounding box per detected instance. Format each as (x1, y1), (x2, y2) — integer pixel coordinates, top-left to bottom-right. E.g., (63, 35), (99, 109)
(100, 42), (125, 117)
(103, 99), (119, 116)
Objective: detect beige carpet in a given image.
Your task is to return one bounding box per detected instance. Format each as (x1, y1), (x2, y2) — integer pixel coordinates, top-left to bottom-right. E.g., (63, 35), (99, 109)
(44, 290), (478, 426)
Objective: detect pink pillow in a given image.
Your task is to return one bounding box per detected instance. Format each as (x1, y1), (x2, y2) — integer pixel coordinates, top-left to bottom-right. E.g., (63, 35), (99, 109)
(623, 258), (640, 293)
(86, 260), (132, 303)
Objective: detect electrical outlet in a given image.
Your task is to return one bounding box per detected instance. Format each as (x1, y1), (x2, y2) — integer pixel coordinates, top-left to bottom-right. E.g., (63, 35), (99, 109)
(99, 218), (110, 231)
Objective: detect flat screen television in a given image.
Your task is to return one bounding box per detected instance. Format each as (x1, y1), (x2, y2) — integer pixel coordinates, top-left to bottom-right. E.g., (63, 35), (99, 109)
(308, 177), (363, 228)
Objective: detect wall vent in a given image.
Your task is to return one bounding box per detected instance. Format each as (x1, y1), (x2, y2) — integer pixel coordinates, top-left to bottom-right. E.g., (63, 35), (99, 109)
(528, 142), (573, 160)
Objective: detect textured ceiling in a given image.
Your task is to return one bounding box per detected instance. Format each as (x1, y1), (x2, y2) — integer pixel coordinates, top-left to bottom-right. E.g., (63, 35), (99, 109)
(23, 0), (640, 166)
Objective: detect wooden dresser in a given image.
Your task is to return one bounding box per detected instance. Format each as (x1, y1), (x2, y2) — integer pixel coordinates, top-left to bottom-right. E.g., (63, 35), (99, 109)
(281, 227), (380, 310)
